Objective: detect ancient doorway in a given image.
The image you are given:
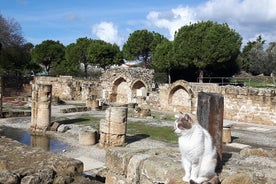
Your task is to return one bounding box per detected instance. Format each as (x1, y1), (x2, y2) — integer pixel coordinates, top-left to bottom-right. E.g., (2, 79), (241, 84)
(111, 77), (130, 104)
(168, 85), (191, 112)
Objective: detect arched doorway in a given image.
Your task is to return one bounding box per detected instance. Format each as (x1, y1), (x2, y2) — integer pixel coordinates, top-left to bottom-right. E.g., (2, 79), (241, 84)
(111, 77), (130, 104)
(168, 85), (191, 112)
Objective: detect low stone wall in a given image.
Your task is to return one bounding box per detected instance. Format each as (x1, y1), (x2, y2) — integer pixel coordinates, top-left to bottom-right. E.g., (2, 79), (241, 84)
(105, 147), (183, 184)
(157, 81), (276, 125)
(105, 146), (276, 184)
(0, 136), (89, 183)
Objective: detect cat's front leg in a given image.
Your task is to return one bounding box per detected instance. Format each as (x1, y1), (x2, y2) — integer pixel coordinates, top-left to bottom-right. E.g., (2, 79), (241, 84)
(181, 157), (191, 182)
(190, 161), (200, 182)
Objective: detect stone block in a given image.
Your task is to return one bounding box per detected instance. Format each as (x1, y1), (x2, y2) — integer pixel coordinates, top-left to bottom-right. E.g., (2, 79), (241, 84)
(106, 147), (148, 176)
(140, 155), (183, 184)
(0, 170), (19, 184)
(100, 120), (126, 134)
(105, 171), (126, 184)
(79, 127), (98, 146)
(221, 173), (253, 184)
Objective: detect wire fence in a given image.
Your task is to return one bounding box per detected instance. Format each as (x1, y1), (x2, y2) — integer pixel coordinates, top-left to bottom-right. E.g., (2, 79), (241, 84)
(197, 77), (276, 88)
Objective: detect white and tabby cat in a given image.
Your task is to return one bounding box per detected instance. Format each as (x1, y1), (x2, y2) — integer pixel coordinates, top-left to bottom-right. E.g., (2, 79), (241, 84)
(174, 113), (218, 184)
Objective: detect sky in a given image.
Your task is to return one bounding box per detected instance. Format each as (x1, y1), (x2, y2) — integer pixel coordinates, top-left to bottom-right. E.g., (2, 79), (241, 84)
(1, 0), (276, 48)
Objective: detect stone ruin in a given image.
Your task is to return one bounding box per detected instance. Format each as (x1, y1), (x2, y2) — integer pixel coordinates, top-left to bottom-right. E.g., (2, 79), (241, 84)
(24, 67), (275, 126)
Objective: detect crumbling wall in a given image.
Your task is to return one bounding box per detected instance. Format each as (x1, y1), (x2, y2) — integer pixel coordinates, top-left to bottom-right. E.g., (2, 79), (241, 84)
(156, 81), (276, 125)
(34, 76), (101, 100)
(100, 67), (154, 104)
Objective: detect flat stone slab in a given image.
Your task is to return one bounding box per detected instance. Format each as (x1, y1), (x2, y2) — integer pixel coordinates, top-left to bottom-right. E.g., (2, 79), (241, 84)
(227, 142), (251, 149)
(75, 156), (105, 171)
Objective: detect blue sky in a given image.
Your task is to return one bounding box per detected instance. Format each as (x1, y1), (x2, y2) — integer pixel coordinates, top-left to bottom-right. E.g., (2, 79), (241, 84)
(1, 0), (276, 48)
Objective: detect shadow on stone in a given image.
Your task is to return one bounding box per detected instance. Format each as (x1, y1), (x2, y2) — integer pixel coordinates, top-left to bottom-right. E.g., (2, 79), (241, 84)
(58, 118), (90, 124)
(126, 134), (150, 144)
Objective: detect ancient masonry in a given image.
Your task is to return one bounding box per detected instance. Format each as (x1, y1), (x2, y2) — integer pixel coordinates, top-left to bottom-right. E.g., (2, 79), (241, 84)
(32, 68), (276, 125)
(0, 77), (2, 118)
(30, 83), (52, 133)
(99, 106), (128, 147)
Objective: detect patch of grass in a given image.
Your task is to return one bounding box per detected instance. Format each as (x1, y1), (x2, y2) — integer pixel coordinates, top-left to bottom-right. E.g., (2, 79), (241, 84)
(52, 113), (178, 143)
(127, 120), (178, 143)
(53, 115), (101, 129)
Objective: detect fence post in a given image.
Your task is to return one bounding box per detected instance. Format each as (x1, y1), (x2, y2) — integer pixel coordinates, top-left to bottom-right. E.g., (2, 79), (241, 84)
(197, 92), (224, 162)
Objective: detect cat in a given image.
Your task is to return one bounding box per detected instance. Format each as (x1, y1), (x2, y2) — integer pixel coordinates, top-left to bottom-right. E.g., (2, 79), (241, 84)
(174, 112), (218, 184)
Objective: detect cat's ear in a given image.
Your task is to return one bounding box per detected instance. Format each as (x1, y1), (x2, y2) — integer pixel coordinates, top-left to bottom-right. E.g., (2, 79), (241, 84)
(183, 113), (194, 124)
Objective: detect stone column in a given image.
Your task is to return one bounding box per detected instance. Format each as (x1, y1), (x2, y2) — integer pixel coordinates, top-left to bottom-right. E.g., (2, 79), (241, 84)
(0, 77), (2, 118)
(197, 92), (224, 161)
(86, 95), (99, 110)
(99, 106), (128, 147)
(30, 84), (52, 133)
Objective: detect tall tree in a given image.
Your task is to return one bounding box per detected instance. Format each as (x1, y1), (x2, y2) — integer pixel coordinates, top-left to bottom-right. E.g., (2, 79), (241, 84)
(239, 35), (265, 73)
(31, 40), (65, 74)
(122, 29), (166, 68)
(0, 14), (32, 74)
(87, 40), (122, 69)
(174, 21), (242, 82)
(66, 37), (92, 78)
(152, 39), (174, 84)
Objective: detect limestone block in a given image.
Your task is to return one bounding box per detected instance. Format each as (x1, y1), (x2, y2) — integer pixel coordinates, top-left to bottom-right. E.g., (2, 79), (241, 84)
(126, 153), (152, 184)
(105, 107), (128, 123)
(0, 170), (19, 184)
(139, 155), (183, 184)
(99, 133), (126, 147)
(53, 158), (83, 176)
(79, 126), (98, 146)
(221, 173), (253, 184)
(106, 147), (148, 176)
(105, 171), (126, 184)
(100, 120), (126, 135)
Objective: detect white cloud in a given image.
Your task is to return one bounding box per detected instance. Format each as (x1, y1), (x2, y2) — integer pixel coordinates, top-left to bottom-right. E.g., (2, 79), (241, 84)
(147, 6), (196, 40)
(92, 21), (124, 47)
(147, 0), (276, 45)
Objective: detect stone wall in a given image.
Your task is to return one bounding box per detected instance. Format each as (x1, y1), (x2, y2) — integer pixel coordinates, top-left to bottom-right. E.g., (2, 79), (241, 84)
(30, 69), (275, 125)
(33, 76), (101, 101)
(156, 81), (276, 126)
(100, 67), (154, 104)
(105, 146), (276, 184)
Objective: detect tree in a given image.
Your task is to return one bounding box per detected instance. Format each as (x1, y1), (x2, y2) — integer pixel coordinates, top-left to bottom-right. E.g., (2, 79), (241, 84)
(174, 21), (242, 82)
(31, 40), (65, 75)
(239, 35), (265, 73)
(122, 30), (166, 68)
(152, 39), (174, 84)
(64, 38), (91, 77)
(0, 14), (32, 74)
(87, 40), (122, 69)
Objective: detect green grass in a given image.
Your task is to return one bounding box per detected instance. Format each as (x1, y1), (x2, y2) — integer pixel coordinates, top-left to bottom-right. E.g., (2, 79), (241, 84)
(52, 112), (178, 143)
(127, 120), (178, 143)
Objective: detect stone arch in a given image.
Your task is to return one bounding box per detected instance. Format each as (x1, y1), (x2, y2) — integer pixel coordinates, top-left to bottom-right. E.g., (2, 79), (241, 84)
(168, 80), (194, 113)
(111, 77), (130, 103)
(131, 79), (147, 98)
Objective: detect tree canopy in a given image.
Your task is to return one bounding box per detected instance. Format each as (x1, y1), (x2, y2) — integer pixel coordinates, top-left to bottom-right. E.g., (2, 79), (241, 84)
(31, 40), (65, 74)
(122, 30), (167, 67)
(0, 14), (34, 74)
(87, 40), (122, 69)
(174, 21), (242, 81)
(152, 39), (174, 83)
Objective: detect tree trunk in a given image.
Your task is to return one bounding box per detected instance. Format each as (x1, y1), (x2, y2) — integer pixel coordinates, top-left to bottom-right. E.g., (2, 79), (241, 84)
(167, 68), (171, 84)
(84, 64), (88, 78)
(199, 69), (204, 83)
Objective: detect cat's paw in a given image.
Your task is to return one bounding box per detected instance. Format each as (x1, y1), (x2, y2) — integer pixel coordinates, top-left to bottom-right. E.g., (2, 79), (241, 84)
(182, 176), (190, 182)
